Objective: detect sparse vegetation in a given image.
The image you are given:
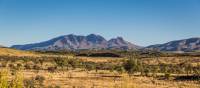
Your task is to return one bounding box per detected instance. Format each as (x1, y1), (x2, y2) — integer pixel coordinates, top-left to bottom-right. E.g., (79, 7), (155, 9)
(0, 48), (200, 87)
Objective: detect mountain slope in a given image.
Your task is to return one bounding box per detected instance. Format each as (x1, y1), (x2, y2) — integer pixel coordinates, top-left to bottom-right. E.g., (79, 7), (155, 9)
(147, 37), (200, 52)
(108, 37), (140, 50)
(12, 34), (140, 50)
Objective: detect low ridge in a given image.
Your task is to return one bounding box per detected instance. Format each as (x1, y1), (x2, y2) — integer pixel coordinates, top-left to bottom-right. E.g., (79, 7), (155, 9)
(147, 37), (200, 52)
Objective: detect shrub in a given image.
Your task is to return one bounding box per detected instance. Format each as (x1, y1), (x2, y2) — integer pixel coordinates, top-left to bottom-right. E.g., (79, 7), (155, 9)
(23, 79), (35, 88)
(68, 58), (81, 68)
(84, 62), (96, 71)
(38, 59), (44, 66)
(16, 63), (23, 70)
(35, 75), (45, 86)
(115, 66), (125, 74)
(54, 58), (66, 70)
(164, 73), (171, 80)
(33, 65), (41, 70)
(32, 59), (40, 65)
(123, 58), (142, 74)
(1, 62), (8, 67)
(9, 64), (15, 69)
(47, 66), (57, 73)
(24, 75), (46, 88)
(144, 68), (150, 76)
(24, 64), (31, 70)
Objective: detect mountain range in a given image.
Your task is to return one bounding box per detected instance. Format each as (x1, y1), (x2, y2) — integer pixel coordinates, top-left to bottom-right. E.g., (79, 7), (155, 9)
(147, 37), (200, 52)
(10, 34), (200, 52)
(11, 34), (140, 51)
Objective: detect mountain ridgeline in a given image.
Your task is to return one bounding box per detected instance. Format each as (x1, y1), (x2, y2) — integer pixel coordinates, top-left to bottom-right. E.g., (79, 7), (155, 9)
(11, 34), (141, 51)
(11, 34), (200, 52)
(147, 37), (200, 52)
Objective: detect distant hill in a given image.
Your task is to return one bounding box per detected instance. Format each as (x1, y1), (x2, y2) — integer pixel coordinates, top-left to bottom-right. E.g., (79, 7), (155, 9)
(11, 34), (141, 51)
(147, 37), (200, 52)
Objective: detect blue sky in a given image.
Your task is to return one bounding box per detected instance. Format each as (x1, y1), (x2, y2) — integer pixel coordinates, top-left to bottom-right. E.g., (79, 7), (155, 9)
(0, 0), (200, 46)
